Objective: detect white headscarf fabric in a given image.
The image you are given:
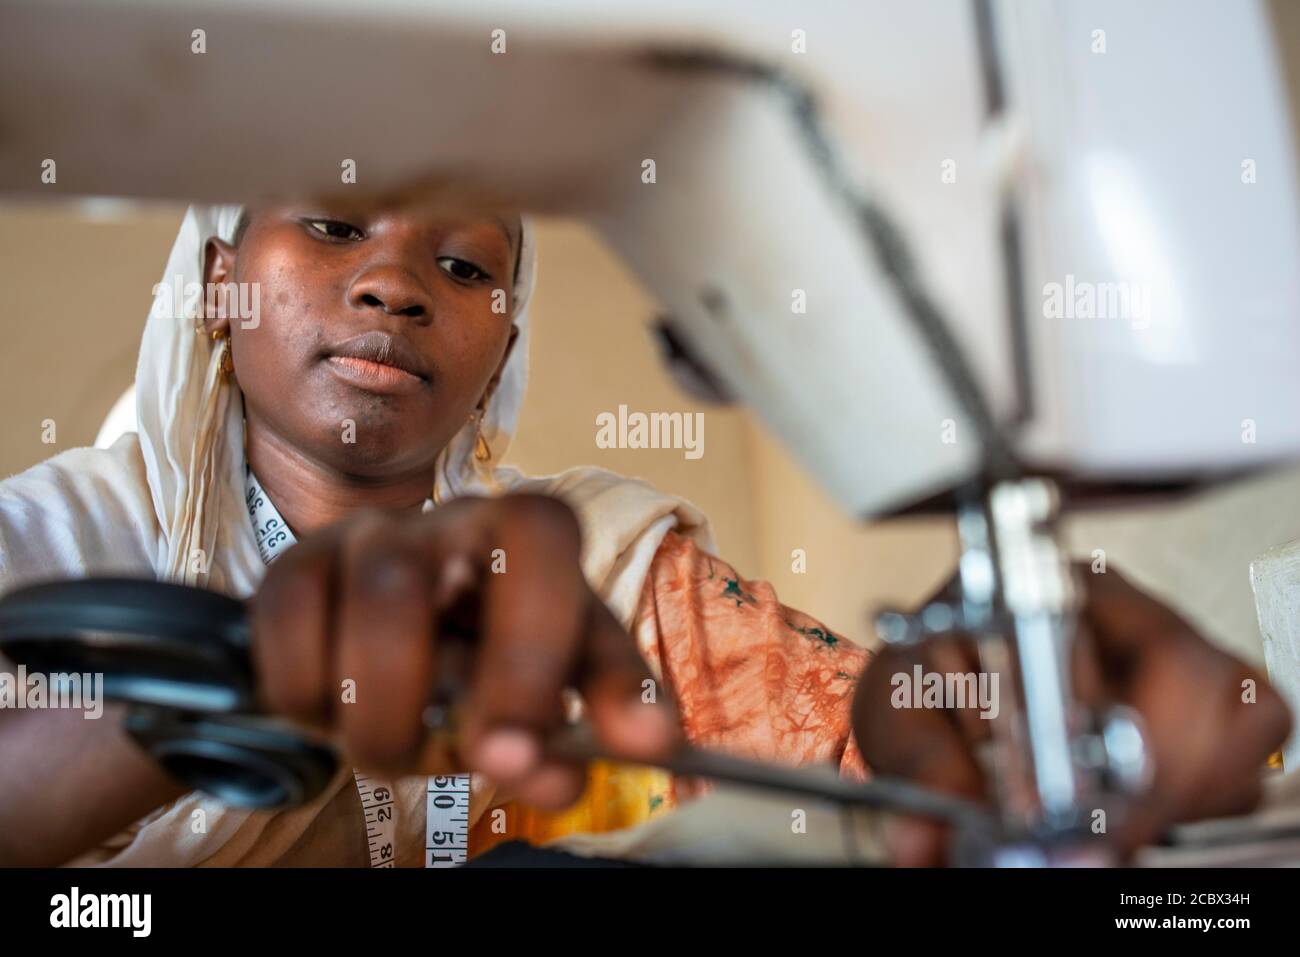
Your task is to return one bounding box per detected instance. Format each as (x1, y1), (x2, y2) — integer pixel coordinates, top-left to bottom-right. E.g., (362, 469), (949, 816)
(0, 204), (715, 866)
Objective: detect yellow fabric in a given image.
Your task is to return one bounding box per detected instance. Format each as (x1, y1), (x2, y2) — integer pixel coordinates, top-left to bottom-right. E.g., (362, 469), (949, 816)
(469, 762), (676, 857)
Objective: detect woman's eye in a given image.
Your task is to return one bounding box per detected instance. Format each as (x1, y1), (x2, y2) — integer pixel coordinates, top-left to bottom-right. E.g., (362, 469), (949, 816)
(305, 219), (364, 241)
(437, 257), (490, 283)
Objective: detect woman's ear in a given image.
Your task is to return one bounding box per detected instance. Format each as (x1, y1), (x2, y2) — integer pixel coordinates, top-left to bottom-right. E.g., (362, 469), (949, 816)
(200, 236), (238, 337)
(477, 325), (520, 413)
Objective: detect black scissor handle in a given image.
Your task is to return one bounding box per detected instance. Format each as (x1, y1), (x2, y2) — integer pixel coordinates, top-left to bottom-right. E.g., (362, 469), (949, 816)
(124, 707), (338, 809)
(0, 577), (255, 713)
(0, 577), (338, 807)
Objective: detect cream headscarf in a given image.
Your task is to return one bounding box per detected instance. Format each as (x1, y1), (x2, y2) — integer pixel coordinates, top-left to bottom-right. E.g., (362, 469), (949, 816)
(0, 204), (715, 866)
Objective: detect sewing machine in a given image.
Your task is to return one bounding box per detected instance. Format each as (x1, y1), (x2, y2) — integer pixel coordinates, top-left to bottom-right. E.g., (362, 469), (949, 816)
(2, 0), (1299, 865)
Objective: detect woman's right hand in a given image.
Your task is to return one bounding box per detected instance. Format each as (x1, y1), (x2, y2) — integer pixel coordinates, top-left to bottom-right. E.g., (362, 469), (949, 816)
(248, 493), (681, 810)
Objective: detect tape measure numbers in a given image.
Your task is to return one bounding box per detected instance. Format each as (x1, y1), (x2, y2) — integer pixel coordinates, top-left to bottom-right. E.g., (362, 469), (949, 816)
(425, 775), (472, 867)
(356, 773), (398, 867)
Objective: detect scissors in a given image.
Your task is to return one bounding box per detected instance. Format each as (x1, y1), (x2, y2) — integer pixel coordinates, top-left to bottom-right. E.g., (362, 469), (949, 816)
(0, 577), (993, 832)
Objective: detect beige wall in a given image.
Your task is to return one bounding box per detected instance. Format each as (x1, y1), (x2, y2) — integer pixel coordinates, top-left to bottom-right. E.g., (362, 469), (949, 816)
(502, 219), (759, 583)
(3, 202), (1298, 663)
(0, 203), (181, 467)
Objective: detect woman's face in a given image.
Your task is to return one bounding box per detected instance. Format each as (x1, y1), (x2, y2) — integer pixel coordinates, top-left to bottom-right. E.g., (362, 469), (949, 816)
(204, 205), (520, 478)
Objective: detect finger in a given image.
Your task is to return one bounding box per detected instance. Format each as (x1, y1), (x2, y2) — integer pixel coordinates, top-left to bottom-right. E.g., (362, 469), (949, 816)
(579, 598), (680, 763)
(249, 521), (348, 726)
(1110, 660), (1284, 854)
(1069, 620), (1107, 713)
(514, 598), (686, 806)
(511, 762), (589, 811)
(515, 597), (682, 812)
(1080, 567), (1292, 848)
(334, 513), (438, 774)
(461, 495), (588, 783)
(927, 636), (996, 747)
(1172, 662), (1290, 822)
(1080, 569), (1187, 664)
(853, 643), (987, 866)
(855, 642), (990, 787)
(509, 545), (678, 812)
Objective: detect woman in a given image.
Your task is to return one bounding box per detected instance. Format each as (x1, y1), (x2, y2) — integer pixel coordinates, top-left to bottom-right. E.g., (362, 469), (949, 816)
(0, 204), (1287, 867)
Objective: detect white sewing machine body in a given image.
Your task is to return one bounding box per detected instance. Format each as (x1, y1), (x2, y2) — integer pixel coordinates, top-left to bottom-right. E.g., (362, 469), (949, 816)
(3, 0), (1298, 518)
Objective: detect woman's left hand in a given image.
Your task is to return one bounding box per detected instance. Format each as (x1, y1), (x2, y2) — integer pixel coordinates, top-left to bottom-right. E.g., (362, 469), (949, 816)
(851, 569), (1292, 865)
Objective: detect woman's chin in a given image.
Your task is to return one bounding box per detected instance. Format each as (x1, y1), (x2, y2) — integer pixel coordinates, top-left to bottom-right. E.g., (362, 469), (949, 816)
(308, 427), (441, 481)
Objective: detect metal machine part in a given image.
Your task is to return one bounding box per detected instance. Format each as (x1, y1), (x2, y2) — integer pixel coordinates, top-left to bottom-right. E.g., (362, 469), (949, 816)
(877, 476), (1151, 864)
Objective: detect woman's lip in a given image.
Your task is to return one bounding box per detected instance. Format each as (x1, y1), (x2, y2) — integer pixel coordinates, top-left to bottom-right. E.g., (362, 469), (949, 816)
(325, 355), (427, 395)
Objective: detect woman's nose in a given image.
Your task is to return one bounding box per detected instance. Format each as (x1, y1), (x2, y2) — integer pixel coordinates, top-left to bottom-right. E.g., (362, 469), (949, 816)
(347, 265), (433, 323)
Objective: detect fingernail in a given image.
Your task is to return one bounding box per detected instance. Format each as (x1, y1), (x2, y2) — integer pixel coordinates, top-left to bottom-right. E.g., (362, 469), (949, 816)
(434, 554), (476, 607)
(476, 728), (539, 780)
(614, 699), (677, 757)
(625, 698), (670, 734)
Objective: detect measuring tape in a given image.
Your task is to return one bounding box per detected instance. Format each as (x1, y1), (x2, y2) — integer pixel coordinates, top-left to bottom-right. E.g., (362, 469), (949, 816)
(425, 775), (472, 866)
(245, 466), (470, 868)
(355, 773), (397, 867)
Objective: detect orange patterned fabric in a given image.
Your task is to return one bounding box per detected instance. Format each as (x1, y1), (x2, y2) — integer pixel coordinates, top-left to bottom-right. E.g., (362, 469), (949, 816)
(470, 531), (870, 856)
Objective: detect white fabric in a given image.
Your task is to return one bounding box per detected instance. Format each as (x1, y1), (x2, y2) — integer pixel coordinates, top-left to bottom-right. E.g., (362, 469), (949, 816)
(0, 205), (715, 866)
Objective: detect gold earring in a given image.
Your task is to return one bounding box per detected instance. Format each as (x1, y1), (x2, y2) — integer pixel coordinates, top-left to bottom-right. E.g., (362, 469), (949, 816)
(210, 330), (234, 377)
(471, 410), (491, 463)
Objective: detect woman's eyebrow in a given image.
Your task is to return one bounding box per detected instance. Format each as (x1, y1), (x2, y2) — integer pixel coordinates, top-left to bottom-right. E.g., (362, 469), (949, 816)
(490, 215), (518, 254)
